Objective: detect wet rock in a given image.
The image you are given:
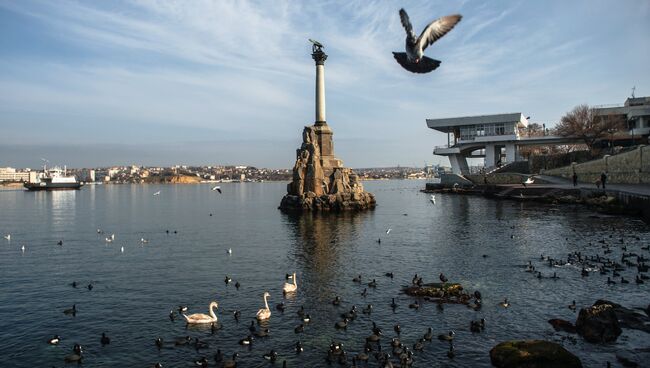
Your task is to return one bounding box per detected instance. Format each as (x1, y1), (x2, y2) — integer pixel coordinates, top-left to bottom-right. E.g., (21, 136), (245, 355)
(593, 300), (650, 334)
(548, 319), (576, 334)
(489, 340), (582, 368)
(575, 303), (622, 343)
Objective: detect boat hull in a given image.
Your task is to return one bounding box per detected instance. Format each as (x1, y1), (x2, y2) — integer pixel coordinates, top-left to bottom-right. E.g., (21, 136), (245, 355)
(23, 182), (84, 191)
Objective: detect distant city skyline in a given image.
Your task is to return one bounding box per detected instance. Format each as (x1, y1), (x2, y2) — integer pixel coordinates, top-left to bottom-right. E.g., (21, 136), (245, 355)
(1, 0), (649, 168)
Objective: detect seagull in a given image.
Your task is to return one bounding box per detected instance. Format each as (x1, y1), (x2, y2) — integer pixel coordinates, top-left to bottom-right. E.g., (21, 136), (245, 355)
(21, 245), (25, 253)
(3, 234), (10, 241)
(120, 246), (124, 253)
(430, 194), (436, 204)
(105, 237), (113, 243)
(153, 191), (161, 196)
(386, 228), (392, 235)
(211, 186), (222, 193)
(227, 248), (232, 255)
(393, 9), (462, 73)
(140, 238), (149, 244)
(523, 177), (534, 187)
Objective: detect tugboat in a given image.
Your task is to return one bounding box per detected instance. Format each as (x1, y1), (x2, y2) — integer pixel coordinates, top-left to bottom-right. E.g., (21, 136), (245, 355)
(24, 164), (83, 191)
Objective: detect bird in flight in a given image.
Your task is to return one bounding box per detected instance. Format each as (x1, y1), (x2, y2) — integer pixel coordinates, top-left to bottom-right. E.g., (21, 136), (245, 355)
(211, 186), (222, 193)
(153, 191), (161, 196)
(393, 9), (462, 73)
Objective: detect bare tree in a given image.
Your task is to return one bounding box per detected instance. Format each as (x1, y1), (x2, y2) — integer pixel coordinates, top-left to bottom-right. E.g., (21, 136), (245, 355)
(553, 104), (625, 153)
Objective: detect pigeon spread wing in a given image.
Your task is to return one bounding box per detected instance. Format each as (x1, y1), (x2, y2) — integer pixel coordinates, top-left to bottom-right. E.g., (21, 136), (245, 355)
(417, 14), (462, 52)
(399, 8), (417, 44)
(393, 53), (441, 74)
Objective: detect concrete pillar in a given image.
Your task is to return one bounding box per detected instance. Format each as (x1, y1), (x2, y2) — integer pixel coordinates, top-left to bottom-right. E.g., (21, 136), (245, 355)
(505, 143), (516, 163)
(485, 144), (496, 167)
(449, 154), (469, 175)
(316, 64), (326, 123)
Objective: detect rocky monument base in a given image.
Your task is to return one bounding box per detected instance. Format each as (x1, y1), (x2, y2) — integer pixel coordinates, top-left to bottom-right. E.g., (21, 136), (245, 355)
(279, 124), (376, 212)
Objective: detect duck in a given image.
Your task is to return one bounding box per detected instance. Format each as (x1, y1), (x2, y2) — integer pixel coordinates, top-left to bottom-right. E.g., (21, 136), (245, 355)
(100, 332), (110, 345)
(233, 310), (241, 321)
(607, 277), (616, 285)
(256, 292), (271, 320)
(390, 298), (398, 310)
(353, 274), (362, 283)
(413, 339), (424, 351)
(71, 281), (77, 288)
(234, 281), (240, 290)
(194, 357), (209, 367)
(183, 301), (218, 324)
(394, 324), (401, 335)
(438, 330), (455, 341)
(372, 322), (383, 336)
(439, 272), (448, 284)
(87, 283), (93, 291)
(474, 290), (482, 301)
(294, 324), (305, 333)
(57, 240), (63, 246)
(224, 276), (232, 284)
(297, 306), (305, 317)
(356, 346), (370, 362)
(178, 305), (188, 314)
(214, 349), (223, 363)
(223, 353), (239, 368)
(621, 277), (630, 284)
(335, 318), (349, 329)
(283, 272), (298, 293)
(63, 304), (77, 315)
(276, 302), (286, 312)
(408, 300), (420, 309)
(423, 327), (433, 341)
(368, 279), (377, 288)
(263, 350), (278, 363)
(295, 341), (303, 353)
(498, 298), (510, 308)
(362, 304), (373, 314)
(238, 335), (254, 345)
(169, 310), (175, 321)
(302, 314), (311, 323)
(385, 272), (394, 279)
(568, 300), (577, 311)
(175, 336), (192, 346)
(361, 288), (368, 297)
(636, 275), (645, 284)
(333, 296), (342, 306)
(64, 344), (83, 363)
(155, 337), (163, 350)
(47, 335), (61, 345)
(447, 343), (455, 359)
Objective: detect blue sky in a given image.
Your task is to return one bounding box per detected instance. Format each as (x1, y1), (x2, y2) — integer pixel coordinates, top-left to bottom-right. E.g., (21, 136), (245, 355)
(1, 0), (649, 168)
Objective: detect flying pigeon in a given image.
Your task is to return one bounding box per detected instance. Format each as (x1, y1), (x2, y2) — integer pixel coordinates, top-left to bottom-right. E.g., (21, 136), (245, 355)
(393, 9), (462, 74)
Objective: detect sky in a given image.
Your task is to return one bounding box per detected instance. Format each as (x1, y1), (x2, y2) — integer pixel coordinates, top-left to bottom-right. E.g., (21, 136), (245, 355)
(1, 0), (649, 169)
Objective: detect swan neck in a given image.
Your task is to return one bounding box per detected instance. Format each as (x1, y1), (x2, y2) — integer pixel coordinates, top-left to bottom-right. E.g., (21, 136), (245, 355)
(264, 294), (269, 310)
(209, 302), (217, 319)
(293, 273), (297, 286)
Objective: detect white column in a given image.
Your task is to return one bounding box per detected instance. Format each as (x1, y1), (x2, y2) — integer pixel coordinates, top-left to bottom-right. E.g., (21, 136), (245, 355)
(485, 144), (496, 167)
(316, 64), (326, 123)
(505, 143), (516, 163)
(449, 154), (469, 175)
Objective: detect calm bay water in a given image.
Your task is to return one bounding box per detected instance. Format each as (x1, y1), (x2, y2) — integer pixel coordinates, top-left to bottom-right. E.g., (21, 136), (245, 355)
(0, 180), (648, 367)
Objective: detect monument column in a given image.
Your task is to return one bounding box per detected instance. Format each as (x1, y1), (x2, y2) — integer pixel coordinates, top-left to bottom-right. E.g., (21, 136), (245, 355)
(313, 48), (327, 124)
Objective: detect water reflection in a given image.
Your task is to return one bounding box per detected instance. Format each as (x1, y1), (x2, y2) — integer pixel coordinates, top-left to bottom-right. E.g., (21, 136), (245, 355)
(283, 212), (371, 302)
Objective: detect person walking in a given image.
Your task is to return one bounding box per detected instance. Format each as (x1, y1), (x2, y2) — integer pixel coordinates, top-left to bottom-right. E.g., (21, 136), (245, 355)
(572, 172), (578, 187)
(600, 171), (607, 189)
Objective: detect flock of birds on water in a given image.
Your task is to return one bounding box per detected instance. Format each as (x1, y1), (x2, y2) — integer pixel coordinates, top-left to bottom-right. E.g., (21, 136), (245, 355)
(3, 184), (648, 367)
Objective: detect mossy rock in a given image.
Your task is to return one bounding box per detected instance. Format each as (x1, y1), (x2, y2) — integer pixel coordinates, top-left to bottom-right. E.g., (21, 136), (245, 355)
(490, 340), (582, 368)
(404, 282), (464, 298)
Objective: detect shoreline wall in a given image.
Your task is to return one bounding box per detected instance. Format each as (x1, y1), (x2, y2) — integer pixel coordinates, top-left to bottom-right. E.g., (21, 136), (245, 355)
(543, 145), (650, 184)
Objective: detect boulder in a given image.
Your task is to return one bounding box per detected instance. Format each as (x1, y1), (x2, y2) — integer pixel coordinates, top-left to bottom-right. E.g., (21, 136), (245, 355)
(593, 300), (650, 334)
(489, 340), (582, 368)
(575, 303), (622, 343)
(548, 319), (576, 334)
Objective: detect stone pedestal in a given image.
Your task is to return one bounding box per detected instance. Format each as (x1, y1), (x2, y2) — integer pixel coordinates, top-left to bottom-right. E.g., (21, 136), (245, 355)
(280, 41), (376, 212)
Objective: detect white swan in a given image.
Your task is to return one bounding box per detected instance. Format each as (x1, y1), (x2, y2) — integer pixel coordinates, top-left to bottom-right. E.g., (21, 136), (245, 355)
(256, 292), (271, 320)
(183, 301), (218, 324)
(283, 273), (297, 293)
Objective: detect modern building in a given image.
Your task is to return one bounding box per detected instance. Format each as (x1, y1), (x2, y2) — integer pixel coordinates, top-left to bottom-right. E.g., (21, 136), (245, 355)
(427, 113), (581, 175)
(0, 167), (30, 182)
(594, 96), (650, 139)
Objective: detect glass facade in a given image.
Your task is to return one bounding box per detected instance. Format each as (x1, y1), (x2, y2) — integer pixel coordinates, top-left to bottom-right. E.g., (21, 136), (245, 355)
(459, 122), (515, 141)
